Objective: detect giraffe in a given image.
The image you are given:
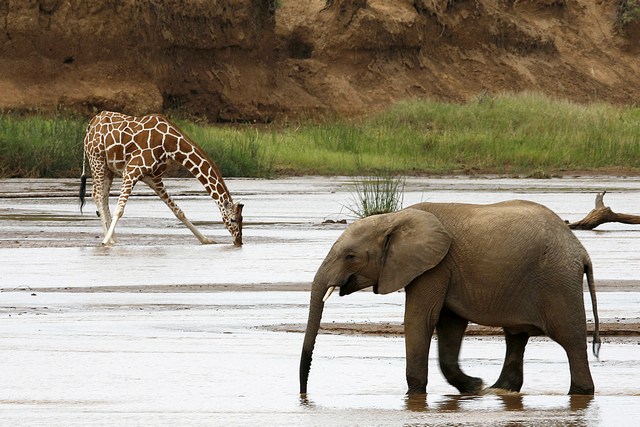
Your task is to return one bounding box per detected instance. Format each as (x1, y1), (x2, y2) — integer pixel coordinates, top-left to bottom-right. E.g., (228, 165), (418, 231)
(79, 111), (243, 246)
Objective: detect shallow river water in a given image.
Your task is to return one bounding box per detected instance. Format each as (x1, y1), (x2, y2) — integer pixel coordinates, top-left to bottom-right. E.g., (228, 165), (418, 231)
(1, 176), (639, 426)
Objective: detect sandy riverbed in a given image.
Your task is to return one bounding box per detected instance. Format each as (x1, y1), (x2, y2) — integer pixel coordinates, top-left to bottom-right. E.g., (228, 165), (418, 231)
(1, 177), (639, 425)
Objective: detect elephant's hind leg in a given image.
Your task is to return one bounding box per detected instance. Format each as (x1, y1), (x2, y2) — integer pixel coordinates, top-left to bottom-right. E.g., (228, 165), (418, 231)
(548, 331), (595, 395)
(436, 308), (484, 394)
(489, 329), (529, 392)
(544, 307), (595, 395)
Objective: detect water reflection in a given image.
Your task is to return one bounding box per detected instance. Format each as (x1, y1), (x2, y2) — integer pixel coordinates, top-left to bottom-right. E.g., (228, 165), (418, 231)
(298, 393), (316, 409)
(404, 394), (428, 412)
(498, 394), (524, 411)
(568, 395), (594, 411)
(404, 393), (593, 415)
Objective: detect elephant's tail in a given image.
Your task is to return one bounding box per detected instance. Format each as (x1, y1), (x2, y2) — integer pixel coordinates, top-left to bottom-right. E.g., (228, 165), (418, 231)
(585, 261), (601, 359)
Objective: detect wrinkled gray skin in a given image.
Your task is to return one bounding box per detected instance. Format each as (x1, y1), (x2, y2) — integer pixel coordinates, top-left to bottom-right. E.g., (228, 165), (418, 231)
(300, 201), (600, 396)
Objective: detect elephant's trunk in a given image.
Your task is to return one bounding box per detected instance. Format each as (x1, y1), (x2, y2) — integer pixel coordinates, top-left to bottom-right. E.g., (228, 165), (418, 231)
(300, 282), (326, 394)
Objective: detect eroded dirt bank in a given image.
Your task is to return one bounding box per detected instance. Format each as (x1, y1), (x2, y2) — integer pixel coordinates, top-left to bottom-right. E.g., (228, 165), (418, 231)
(0, 0), (638, 121)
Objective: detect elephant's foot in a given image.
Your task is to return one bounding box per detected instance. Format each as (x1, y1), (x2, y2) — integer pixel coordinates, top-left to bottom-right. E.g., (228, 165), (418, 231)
(406, 386), (427, 395)
(406, 377), (427, 395)
(481, 387), (522, 396)
(490, 371), (524, 393)
(453, 376), (484, 395)
(568, 382), (594, 395)
(440, 364), (484, 394)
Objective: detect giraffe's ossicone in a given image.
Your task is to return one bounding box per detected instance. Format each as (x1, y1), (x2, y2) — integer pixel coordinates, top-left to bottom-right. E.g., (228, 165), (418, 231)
(79, 111), (244, 246)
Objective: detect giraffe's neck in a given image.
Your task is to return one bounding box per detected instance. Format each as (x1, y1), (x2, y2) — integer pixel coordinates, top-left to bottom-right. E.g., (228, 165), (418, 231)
(162, 123), (241, 245)
(170, 138), (233, 208)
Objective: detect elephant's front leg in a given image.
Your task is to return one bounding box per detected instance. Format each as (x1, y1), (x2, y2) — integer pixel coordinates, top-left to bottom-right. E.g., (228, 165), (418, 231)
(436, 308), (484, 394)
(403, 278), (447, 394)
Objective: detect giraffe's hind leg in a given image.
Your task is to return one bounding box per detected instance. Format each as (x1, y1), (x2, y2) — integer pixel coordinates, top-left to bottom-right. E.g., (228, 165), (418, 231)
(100, 171), (116, 243)
(90, 162), (117, 244)
(142, 176), (215, 244)
(102, 169), (140, 245)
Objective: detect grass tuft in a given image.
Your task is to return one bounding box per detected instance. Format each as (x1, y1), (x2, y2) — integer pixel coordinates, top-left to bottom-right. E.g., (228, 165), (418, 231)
(616, 0), (640, 31)
(346, 171), (405, 218)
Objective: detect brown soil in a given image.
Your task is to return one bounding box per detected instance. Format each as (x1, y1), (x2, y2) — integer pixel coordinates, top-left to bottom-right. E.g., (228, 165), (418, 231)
(0, 0), (638, 121)
(270, 320), (640, 339)
(4, 282), (637, 337)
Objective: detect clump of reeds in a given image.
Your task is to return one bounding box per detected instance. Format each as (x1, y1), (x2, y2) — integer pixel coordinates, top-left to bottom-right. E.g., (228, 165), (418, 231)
(347, 171), (405, 218)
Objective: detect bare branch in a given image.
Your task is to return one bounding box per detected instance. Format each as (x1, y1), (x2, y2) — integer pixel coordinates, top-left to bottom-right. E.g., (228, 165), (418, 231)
(568, 191), (640, 230)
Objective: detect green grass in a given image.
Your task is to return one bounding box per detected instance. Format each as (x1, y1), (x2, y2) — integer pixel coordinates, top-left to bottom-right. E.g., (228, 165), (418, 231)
(0, 114), (86, 177)
(0, 114), (275, 178)
(1, 92), (640, 178)
(175, 122), (275, 178)
(264, 92), (640, 176)
(616, 0), (640, 31)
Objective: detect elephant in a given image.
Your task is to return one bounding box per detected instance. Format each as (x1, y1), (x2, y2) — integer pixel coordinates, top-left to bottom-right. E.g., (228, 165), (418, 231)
(300, 200), (601, 396)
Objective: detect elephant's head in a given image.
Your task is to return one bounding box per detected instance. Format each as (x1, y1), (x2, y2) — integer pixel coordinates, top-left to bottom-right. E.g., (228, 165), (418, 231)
(299, 208), (452, 394)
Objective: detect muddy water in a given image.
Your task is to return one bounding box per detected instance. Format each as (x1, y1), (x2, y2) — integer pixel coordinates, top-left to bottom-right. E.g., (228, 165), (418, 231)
(1, 176), (640, 425)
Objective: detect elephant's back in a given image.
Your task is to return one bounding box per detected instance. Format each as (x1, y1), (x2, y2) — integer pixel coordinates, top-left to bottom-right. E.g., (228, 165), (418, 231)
(408, 200), (567, 232)
(408, 200), (586, 263)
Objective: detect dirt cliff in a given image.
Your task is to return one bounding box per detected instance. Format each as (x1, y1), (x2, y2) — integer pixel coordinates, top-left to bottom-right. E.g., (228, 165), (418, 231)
(0, 0), (638, 121)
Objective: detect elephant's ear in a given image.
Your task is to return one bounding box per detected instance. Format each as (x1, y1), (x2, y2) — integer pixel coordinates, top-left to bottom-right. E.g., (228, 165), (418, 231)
(377, 209), (451, 295)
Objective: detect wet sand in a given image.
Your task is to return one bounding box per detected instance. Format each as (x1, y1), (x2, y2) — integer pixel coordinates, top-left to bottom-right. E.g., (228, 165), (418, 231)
(5, 283), (639, 337)
(1, 177), (640, 425)
(1, 176), (640, 339)
(1, 289), (638, 426)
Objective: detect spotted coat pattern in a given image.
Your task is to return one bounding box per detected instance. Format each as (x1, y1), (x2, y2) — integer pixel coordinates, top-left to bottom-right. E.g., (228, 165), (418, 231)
(82, 111), (243, 245)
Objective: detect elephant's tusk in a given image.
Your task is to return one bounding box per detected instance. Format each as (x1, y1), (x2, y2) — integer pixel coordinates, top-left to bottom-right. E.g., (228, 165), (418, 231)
(322, 286), (336, 302)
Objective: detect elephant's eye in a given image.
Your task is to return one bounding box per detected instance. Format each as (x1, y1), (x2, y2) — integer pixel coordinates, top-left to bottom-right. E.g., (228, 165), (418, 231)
(345, 254), (356, 262)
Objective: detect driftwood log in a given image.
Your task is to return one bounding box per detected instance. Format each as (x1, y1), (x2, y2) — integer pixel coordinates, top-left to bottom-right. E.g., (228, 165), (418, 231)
(567, 191), (640, 230)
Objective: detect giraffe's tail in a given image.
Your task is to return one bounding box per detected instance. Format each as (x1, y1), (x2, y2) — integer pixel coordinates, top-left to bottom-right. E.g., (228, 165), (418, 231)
(79, 141), (87, 214)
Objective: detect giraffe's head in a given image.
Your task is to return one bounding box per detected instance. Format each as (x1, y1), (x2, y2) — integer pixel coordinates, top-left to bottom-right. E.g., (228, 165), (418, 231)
(222, 200), (244, 246)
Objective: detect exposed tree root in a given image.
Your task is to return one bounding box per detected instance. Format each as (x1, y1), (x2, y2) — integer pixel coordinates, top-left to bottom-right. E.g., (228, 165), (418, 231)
(568, 191), (640, 230)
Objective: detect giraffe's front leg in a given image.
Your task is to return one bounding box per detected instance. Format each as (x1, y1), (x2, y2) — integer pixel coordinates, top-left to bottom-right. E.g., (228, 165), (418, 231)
(194, 234), (215, 245)
(142, 176), (215, 244)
